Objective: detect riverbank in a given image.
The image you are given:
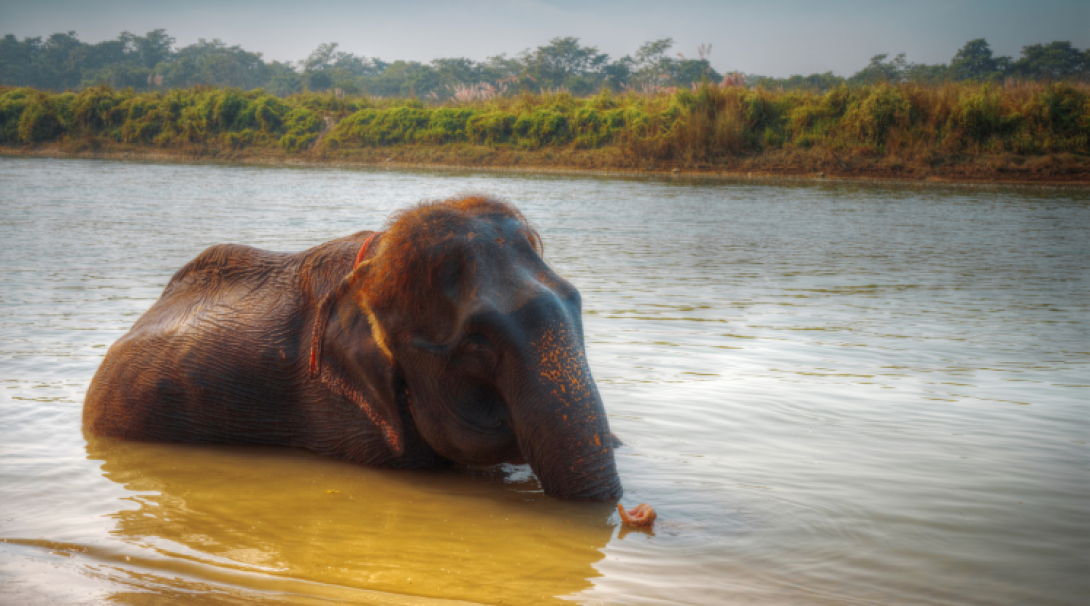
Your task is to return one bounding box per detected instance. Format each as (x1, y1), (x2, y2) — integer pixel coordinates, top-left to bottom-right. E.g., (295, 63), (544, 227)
(4, 142), (1089, 188)
(3, 82), (1089, 187)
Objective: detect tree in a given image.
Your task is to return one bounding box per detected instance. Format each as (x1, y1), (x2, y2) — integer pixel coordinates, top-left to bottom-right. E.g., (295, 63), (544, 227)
(674, 59), (720, 86)
(601, 55), (634, 89)
(750, 71), (845, 91)
(8, 27), (1083, 98)
(267, 61), (302, 96)
(121, 29), (175, 69)
(72, 38), (128, 74)
(305, 70), (333, 91)
(633, 38), (676, 86)
(38, 32), (84, 90)
(1012, 41), (1089, 80)
(949, 38), (1010, 81)
(296, 42), (382, 94)
(300, 42), (339, 73)
(299, 42), (377, 77)
(431, 57), (483, 90)
(903, 62), (948, 84)
(158, 39), (268, 90)
(365, 60), (438, 97)
(849, 53), (910, 85)
(0, 35), (42, 87)
(479, 53), (522, 80)
(523, 37), (609, 92)
(81, 64), (153, 90)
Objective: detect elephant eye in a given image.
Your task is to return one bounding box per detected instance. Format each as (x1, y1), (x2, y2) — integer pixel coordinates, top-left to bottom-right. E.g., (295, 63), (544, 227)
(462, 334), (493, 354)
(458, 334), (497, 375)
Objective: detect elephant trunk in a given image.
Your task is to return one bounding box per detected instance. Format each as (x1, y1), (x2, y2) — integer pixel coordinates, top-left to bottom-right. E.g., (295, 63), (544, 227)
(502, 300), (622, 501)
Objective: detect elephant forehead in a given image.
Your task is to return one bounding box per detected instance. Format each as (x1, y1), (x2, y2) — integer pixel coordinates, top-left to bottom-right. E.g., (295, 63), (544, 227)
(469, 255), (575, 314)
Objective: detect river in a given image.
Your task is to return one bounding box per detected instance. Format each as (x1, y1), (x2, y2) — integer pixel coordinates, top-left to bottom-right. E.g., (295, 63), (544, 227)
(1, 157), (1087, 605)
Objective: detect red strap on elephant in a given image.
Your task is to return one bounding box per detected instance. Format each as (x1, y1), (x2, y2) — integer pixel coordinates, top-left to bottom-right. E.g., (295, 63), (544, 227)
(354, 232), (381, 267)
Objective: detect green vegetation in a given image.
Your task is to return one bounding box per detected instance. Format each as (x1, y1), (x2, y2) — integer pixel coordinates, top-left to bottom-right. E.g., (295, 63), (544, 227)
(751, 39), (1090, 90)
(2, 81), (1088, 181)
(0, 31), (723, 98)
(2, 30), (1087, 99)
(3, 29), (1086, 180)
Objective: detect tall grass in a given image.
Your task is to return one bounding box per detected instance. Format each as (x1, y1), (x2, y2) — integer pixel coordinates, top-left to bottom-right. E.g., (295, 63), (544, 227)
(2, 81), (1087, 170)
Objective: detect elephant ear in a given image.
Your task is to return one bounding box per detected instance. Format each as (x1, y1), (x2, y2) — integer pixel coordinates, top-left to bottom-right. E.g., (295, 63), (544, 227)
(309, 267), (404, 456)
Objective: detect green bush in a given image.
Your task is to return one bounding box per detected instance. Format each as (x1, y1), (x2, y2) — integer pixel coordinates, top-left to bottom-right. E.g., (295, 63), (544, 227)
(279, 132), (317, 152)
(466, 111), (517, 145)
(0, 83), (1085, 160)
(1033, 83), (1089, 137)
(850, 85), (911, 147)
(421, 108), (477, 144)
(0, 89), (32, 143)
(951, 86), (1021, 142)
(17, 95), (65, 143)
(514, 109), (569, 147)
(282, 108), (322, 137)
(252, 95), (289, 131)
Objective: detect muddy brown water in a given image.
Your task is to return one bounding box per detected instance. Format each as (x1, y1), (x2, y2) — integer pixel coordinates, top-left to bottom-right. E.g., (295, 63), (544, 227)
(1, 157), (1087, 605)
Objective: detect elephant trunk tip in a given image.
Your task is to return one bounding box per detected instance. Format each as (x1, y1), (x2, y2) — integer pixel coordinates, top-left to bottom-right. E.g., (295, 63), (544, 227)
(538, 463), (623, 501)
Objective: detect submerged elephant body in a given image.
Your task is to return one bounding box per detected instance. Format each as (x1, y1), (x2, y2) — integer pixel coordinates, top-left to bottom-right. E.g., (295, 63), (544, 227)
(84, 196), (622, 500)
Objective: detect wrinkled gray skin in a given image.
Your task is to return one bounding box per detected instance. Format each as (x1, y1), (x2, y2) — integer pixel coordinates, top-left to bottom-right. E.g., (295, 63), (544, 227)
(84, 210), (622, 501)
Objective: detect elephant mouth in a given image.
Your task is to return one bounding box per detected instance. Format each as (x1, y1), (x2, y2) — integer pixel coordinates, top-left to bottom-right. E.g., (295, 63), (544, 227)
(436, 414), (523, 467)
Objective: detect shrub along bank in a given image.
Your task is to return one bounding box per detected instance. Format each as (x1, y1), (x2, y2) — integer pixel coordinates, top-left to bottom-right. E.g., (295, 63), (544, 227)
(2, 82), (1088, 180)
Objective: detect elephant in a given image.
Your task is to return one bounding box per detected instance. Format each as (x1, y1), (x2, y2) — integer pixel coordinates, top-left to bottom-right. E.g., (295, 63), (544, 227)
(84, 195), (622, 501)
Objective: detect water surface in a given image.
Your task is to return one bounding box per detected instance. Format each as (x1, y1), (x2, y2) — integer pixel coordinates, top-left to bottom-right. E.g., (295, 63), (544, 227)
(1, 157), (1087, 605)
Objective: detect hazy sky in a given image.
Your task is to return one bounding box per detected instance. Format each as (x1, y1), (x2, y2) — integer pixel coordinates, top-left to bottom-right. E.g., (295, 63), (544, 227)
(3, 0), (1087, 77)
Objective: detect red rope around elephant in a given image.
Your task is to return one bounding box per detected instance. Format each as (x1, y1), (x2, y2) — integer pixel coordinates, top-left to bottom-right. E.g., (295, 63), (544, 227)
(308, 232), (382, 377)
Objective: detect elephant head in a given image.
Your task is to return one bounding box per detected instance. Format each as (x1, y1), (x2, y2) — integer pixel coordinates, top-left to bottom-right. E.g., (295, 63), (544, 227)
(311, 196), (622, 500)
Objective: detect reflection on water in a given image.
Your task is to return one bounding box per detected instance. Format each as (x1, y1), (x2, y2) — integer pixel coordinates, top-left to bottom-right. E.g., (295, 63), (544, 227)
(77, 434), (613, 604)
(1, 157), (1089, 605)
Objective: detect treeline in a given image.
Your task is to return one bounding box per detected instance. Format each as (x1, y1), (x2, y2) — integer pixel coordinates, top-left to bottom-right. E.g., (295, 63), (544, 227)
(754, 40), (1090, 90)
(1, 30), (1088, 99)
(3, 80), (1086, 172)
(0, 31), (722, 98)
